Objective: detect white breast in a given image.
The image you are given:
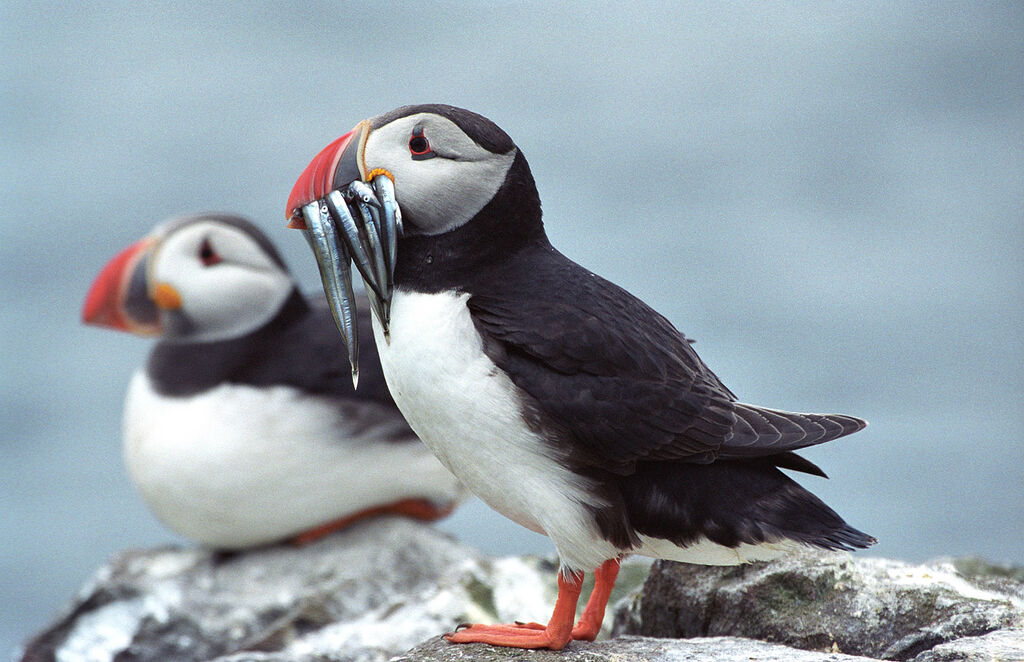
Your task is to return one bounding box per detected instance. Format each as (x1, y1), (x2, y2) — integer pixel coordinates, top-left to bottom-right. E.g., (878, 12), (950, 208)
(122, 370), (460, 548)
(371, 289), (620, 572)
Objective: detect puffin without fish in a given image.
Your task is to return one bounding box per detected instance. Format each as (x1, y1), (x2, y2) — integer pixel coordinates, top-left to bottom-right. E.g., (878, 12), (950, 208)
(82, 213), (462, 549)
(285, 105), (874, 649)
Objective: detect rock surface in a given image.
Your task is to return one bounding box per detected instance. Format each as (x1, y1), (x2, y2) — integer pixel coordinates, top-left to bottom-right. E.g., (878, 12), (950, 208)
(19, 518), (552, 662)
(614, 550), (1024, 661)
(18, 518), (647, 662)
(393, 634), (880, 661)
(18, 519), (1024, 662)
(909, 628), (1024, 661)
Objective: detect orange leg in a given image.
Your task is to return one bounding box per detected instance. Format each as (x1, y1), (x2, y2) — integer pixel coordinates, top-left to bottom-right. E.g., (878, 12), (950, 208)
(571, 557), (621, 641)
(503, 558), (623, 640)
(446, 570), (584, 649)
(290, 498), (454, 546)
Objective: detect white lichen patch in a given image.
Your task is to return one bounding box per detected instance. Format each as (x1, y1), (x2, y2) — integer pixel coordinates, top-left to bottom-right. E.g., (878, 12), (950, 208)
(281, 553), (561, 658)
(127, 547), (204, 579)
(56, 599), (146, 662)
(838, 556), (1024, 608)
(488, 556), (557, 624)
(915, 561), (1024, 606)
(285, 593), (453, 657)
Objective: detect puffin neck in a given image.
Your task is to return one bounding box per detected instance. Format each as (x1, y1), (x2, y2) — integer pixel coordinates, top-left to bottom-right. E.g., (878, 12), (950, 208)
(395, 151), (547, 293)
(147, 289), (308, 396)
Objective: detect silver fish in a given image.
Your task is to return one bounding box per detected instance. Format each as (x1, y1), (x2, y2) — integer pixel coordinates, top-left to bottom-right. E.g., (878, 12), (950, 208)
(302, 200), (359, 387)
(300, 177), (403, 385)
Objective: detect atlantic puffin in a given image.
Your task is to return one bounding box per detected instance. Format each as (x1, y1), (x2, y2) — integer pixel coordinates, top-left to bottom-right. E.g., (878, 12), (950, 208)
(285, 105), (874, 649)
(82, 213), (462, 549)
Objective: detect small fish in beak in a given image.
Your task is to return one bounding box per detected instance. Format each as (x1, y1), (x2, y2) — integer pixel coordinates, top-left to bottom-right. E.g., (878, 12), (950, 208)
(290, 173), (402, 387)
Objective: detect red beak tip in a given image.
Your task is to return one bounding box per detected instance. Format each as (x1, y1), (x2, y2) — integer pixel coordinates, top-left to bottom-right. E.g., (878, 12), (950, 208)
(81, 239), (152, 332)
(287, 129), (357, 222)
(81, 285), (125, 330)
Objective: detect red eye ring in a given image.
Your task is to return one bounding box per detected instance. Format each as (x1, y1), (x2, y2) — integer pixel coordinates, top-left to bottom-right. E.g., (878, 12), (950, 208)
(409, 124), (436, 160)
(409, 134), (430, 155)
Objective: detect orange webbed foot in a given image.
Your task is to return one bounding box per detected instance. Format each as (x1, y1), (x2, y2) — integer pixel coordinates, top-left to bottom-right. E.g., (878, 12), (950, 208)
(445, 623), (573, 649)
(443, 559), (624, 650)
(445, 570), (585, 650)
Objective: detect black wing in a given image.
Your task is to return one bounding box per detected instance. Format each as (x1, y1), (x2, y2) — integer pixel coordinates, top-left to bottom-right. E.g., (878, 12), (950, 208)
(261, 293), (394, 404)
(467, 247), (864, 474)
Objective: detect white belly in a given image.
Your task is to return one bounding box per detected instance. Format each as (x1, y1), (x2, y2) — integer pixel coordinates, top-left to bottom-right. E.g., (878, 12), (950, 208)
(123, 370), (460, 548)
(372, 289), (620, 572)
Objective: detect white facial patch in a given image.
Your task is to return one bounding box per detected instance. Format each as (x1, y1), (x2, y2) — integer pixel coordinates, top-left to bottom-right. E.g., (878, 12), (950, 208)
(150, 220), (293, 342)
(363, 113), (516, 236)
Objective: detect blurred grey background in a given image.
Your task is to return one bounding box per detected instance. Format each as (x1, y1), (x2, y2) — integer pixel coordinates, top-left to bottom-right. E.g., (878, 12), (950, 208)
(2, 1), (1021, 657)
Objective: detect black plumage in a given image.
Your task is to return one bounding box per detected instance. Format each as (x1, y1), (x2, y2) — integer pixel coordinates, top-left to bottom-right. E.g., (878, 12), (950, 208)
(619, 458), (873, 552)
(148, 292), (401, 413)
(464, 244), (870, 552)
(388, 109), (871, 553)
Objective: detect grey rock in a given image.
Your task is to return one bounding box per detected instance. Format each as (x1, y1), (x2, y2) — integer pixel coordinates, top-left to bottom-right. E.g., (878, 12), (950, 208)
(910, 628), (1024, 661)
(19, 518), (651, 662)
(616, 550), (1024, 660)
(19, 518), (560, 662)
(21, 518), (1024, 662)
(393, 634), (881, 661)
(611, 582), (644, 637)
(946, 558), (1024, 603)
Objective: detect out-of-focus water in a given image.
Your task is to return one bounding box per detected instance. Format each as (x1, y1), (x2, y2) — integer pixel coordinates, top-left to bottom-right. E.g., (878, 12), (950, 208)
(2, 2), (1022, 657)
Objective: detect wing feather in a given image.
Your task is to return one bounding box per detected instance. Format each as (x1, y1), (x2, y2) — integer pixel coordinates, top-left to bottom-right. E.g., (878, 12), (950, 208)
(465, 247), (865, 473)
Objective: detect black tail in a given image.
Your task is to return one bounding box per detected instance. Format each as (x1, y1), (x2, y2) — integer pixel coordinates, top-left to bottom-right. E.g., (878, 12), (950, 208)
(719, 404), (867, 458)
(618, 455), (875, 553)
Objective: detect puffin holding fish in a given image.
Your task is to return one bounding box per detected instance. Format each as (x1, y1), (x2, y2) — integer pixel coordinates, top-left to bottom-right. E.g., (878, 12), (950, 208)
(285, 104), (874, 649)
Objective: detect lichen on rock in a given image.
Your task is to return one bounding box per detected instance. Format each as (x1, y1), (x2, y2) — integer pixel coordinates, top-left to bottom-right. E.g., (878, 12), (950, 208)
(19, 519), (558, 662)
(17, 521), (1024, 662)
(614, 549), (1024, 661)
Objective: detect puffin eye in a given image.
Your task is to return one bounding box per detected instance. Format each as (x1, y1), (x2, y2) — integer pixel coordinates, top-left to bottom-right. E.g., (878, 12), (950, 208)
(199, 239), (222, 266)
(409, 125), (436, 160)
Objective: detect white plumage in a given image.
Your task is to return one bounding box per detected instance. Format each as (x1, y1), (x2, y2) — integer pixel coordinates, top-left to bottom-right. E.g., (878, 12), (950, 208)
(123, 369), (457, 548)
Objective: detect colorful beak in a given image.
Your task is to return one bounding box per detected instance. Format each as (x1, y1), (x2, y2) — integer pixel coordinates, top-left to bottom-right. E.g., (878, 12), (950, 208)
(82, 238), (162, 336)
(286, 121), (401, 388)
(286, 121), (369, 227)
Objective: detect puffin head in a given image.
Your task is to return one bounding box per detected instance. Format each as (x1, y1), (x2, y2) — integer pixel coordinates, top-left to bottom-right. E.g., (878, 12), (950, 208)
(285, 104), (539, 383)
(287, 104), (524, 236)
(83, 214), (296, 344)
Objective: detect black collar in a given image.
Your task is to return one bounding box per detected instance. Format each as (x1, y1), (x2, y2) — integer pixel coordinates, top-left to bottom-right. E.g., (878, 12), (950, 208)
(146, 290), (309, 396)
(395, 151), (546, 293)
